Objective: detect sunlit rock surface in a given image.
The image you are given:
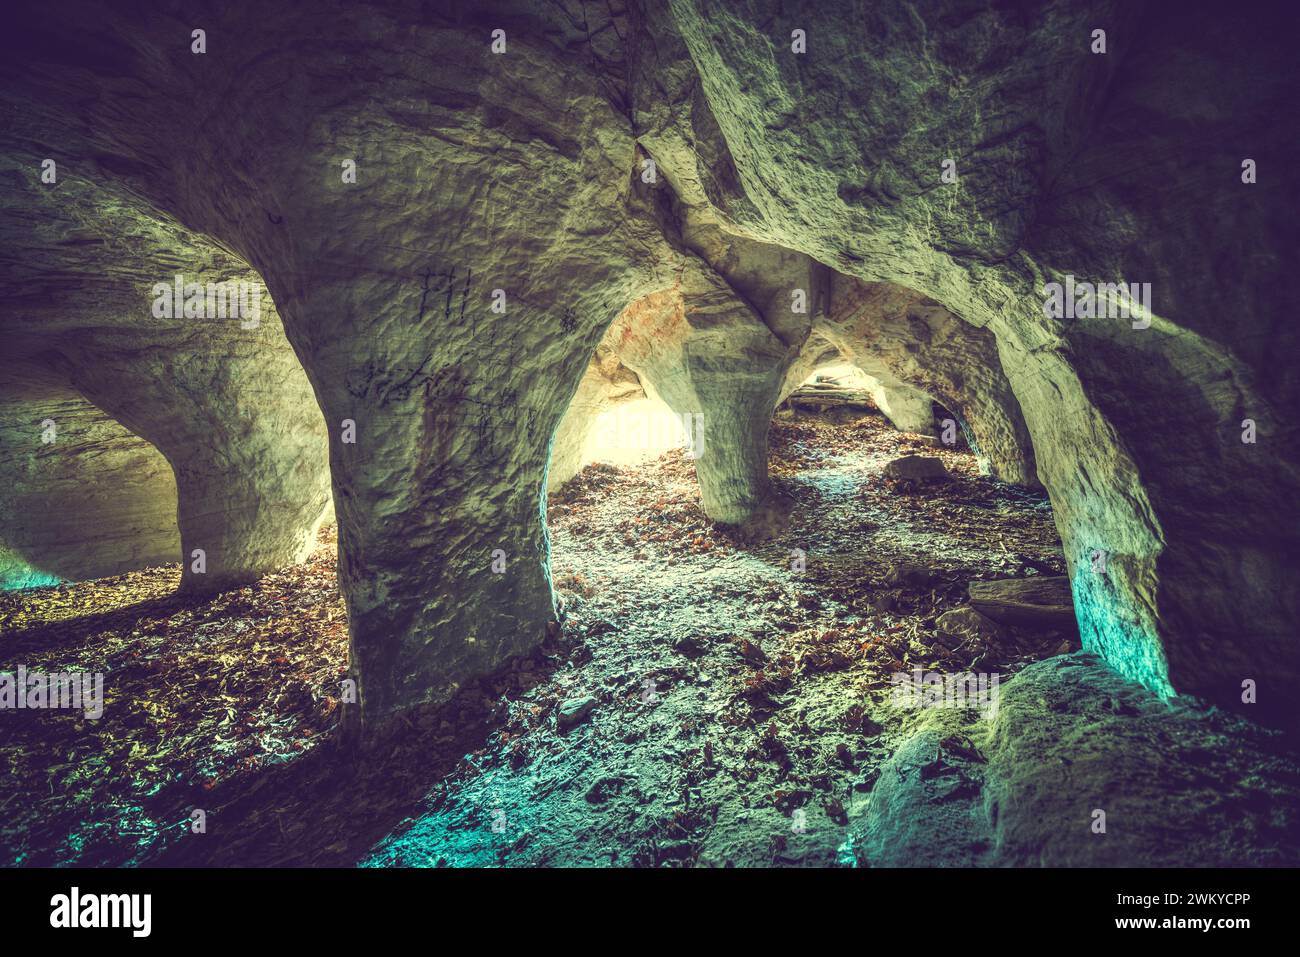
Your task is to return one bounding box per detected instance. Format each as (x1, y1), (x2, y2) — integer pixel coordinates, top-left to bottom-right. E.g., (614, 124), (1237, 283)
(606, 245), (812, 535)
(0, 153), (331, 596)
(547, 345), (647, 490)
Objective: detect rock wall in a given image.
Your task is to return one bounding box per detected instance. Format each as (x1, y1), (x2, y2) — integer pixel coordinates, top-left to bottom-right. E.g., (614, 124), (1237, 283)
(779, 353), (939, 437)
(49, 327), (332, 596)
(1, 4), (684, 735)
(860, 378), (935, 436)
(0, 152), (332, 597)
(821, 278), (1039, 486)
(855, 654), (1300, 867)
(0, 0), (1294, 733)
(0, 363), (179, 587)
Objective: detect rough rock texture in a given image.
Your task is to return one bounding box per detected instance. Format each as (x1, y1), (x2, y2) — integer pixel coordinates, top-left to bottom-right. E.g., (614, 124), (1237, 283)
(854, 654), (1300, 867)
(658, 0), (1300, 723)
(607, 260), (806, 535)
(0, 4), (686, 735)
(821, 278), (1038, 486)
(50, 330), (331, 596)
(0, 364), (178, 587)
(858, 378), (935, 436)
(604, 194), (827, 536)
(1, 0), (1296, 734)
(0, 154), (332, 596)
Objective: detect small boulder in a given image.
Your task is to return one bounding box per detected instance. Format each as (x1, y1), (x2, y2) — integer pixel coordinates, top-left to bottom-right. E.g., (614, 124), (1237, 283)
(868, 592), (897, 613)
(884, 455), (949, 482)
(556, 695), (597, 731)
(935, 606), (1005, 645)
(672, 633), (707, 658)
(884, 563), (934, 588)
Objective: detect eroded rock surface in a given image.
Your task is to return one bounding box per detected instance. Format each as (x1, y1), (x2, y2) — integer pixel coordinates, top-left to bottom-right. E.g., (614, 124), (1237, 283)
(855, 654), (1300, 867)
(657, 0), (1300, 721)
(0, 0), (1294, 735)
(0, 154), (331, 596)
(822, 279), (1038, 486)
(608, 262), (805, 536)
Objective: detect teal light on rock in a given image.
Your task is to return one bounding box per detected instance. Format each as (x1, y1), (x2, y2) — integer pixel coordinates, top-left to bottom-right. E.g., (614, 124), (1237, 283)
(1070, 557), (1174, 701)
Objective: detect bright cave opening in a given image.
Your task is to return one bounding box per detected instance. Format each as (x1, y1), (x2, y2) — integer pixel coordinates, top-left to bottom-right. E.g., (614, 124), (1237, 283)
(0, 352), (1076, 867)
(503, 365), (1075, 866)
(584, 397), (692, 468)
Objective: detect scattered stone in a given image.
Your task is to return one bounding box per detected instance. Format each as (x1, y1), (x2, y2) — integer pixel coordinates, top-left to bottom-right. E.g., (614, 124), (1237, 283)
(883, 455), (950, 483)
(672, 633), (706, 658)
(884, 563), (934, 588)
(935, 607), (1005, 644)
(556, 696), (597, 731)
(967, 576), (1074, 628)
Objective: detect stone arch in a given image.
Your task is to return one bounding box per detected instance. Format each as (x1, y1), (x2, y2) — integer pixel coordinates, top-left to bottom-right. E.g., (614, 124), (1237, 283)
(779, 348), (938, 438)
(0, 360), (179, 588)
(0, 150), (333, 597)
(1, 0), (1294, 738)
(546, 343), (649, 492)
(816, 277), (1039, 487)
(659, 0), (1300, 723)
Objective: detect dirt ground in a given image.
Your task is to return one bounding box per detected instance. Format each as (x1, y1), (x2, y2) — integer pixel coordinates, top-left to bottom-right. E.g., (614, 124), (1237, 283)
(0, 409), (1072, 867)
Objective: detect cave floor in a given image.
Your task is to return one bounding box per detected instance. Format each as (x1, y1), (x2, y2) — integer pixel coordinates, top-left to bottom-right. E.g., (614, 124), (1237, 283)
(1, 411), (1072, 867)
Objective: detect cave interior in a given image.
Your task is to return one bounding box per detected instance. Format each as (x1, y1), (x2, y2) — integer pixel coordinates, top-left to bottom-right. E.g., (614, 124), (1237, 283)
(1, 0), (1299, 869)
